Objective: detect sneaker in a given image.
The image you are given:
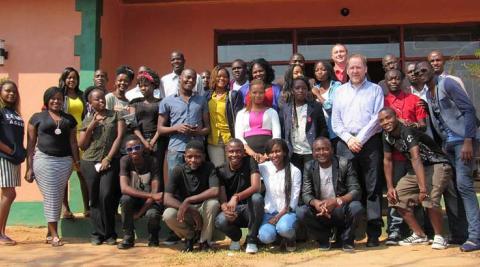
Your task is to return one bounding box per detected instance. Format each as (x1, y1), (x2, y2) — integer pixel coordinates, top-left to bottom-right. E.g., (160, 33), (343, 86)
(105, 237), (117, 245)
(342, 243), (355, 252)
(286, 240), (296, 252)
(398, 233), (429, 246)
(162, 234), (181, 245)
(245, 243), (258, 254)
(431, 235), (448, 250)
(318, 240), (331, 251)
(460, 240), (480, 252)
(366, 237), (380, 247)
(117, 240), (134, 250)
(90, 237), (103, 246)
(385, 234), (401, 246)
(229, 241), (241, 251)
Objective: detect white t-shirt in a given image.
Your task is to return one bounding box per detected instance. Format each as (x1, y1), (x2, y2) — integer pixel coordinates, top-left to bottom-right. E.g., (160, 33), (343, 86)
(292, 104), (311, 155)
(232, 81), (248, 91)
(319, 165), (335, 200)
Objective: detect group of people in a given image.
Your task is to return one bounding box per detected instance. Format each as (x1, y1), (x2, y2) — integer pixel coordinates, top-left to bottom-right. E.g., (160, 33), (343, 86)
(0, 44), (479, 254)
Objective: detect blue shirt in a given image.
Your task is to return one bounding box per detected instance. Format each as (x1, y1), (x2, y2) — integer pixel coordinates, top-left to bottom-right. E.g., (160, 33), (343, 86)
(159, 93), (208, 151)
(331, 79), (384, 144)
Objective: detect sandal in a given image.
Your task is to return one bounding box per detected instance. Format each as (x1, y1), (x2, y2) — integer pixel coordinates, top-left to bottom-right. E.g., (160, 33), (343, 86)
(0, 236), (17, 246)
(45, 236), (53, 244)
(62, 211), (75, 220)
(51, 237), (64, 247)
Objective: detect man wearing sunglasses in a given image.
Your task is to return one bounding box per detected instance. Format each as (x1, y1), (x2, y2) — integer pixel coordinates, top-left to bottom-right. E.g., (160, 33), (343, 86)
(416, 61), (480, 252)
(117, 136), (164, 249)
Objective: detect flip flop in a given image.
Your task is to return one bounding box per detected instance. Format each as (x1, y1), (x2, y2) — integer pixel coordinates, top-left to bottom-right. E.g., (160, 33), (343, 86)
(0, 236), (17, 246)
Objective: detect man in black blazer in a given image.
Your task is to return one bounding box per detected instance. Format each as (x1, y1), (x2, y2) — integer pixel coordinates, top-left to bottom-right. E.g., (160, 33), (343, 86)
(296, 137), (363, 252)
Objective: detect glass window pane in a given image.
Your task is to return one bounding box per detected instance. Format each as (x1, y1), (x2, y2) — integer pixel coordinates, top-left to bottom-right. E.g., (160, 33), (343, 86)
(217, 31), (292, 63)
(297, 28), (400, 60)
(404, 25), (480, 57)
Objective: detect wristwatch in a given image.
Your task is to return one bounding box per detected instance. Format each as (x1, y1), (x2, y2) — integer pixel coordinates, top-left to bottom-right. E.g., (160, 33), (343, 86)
(336, 197), (343, 207)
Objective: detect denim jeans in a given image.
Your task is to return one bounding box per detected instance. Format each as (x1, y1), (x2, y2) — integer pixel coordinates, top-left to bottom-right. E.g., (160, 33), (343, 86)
(445, 141), (480, 242)
(215, 193), (264, 244)
(258, 212), (297, 244)
(166, 150), (185, 179)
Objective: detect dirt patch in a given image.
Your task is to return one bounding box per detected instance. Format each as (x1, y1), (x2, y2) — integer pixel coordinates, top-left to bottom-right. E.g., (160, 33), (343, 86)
(1, 226), (479, 267)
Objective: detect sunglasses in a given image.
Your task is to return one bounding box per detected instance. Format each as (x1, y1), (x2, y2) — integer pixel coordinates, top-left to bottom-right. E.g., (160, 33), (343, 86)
(414, 68), (429, 76)
(126, 144), (142, 153)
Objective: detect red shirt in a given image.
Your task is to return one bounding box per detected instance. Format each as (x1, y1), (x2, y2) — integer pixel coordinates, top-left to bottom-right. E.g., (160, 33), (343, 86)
(384, 91), (427, 161)
(245, 85), (274, 108)
(334, 66), (348, 84)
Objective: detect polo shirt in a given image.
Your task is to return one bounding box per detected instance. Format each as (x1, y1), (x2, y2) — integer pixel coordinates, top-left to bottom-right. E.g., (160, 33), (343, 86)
(158, 93), (208, 152)
(216, 157), (259, 204)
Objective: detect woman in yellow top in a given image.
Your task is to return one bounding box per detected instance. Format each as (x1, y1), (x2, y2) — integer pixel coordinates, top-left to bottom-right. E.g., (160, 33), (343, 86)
(205, 66), (244, 167)
(58, 67), (89, 219)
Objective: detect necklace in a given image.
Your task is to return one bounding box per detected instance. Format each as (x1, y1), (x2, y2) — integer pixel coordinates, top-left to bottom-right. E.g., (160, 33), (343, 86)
(54, 119), (62, 135)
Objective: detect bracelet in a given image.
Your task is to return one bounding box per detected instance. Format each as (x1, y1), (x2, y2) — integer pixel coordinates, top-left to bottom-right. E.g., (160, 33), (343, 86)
(104, 156), (112, 162)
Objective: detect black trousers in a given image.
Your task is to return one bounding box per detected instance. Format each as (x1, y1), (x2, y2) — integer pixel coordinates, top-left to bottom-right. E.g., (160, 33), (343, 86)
(291, 153), (313, 177)
(296, 201), (364, 243)
(214, 193), (264, 244)
(336, 134), (383, 239)
(119, 195), (163, 242)
(81, 159), (121, 240)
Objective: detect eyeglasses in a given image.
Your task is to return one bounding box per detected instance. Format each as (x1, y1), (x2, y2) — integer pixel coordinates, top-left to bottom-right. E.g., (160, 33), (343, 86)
(126, 144), (142, 153)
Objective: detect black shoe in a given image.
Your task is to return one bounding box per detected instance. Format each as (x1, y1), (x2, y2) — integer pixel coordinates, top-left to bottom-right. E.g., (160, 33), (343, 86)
(318, 240), (331, 251)
(331, 240), (342, 248)
(343, 243), (355, 252)
(366, 237), (380, 247)
(182, 239), (194, 252)
(199, 241), (216, 252)
(91, 237), (103, 246)
(148, 240), (160, 247)
(162, 233), (181, 245)
(105, 237), (117, 245)
(449, 238), (467, 245)
(117, 240), (134, 250)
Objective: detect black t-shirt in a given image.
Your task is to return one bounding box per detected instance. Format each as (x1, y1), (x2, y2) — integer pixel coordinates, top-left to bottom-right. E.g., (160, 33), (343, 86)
(0, 108), (26, 164)
(166, 161), (219, 203)
(131, 98), (160, 136)
(29, 111), (77, 157)
(119, 154), (162, 193)
(216, 157), (259, 204)
(383, 123), (449, 166)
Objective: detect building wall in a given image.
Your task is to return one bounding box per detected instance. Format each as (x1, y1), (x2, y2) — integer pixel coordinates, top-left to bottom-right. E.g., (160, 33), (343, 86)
(0, 0), (81, 201)
(100, 0), (480, 83)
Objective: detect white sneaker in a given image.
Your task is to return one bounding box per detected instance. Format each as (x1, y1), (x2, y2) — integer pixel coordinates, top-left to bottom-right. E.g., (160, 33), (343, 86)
(431, 235), (448, 250)
(245, 243), (258, 254)
(229, 241), (241, 251)
(398, 233), (429, 246)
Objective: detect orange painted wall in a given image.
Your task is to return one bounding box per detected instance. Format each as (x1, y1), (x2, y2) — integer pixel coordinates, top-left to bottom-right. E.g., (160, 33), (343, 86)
(0, 0), (81, 201)
(100, 0), (480, 83)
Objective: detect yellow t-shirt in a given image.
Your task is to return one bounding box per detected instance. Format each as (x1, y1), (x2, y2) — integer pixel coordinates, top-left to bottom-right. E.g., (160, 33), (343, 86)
(67, 96), (84, 126)
(208, 92), (231, 145)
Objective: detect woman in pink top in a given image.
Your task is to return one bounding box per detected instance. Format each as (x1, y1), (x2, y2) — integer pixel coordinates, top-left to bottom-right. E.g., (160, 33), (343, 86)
(235, 80), (281, 163)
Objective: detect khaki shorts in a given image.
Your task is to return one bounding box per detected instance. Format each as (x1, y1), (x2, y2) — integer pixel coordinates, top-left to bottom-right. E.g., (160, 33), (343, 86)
(390, 163), (452, 211)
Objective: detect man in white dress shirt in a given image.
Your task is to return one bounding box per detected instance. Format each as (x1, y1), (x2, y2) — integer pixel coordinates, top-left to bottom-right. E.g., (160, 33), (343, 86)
(161, 51), (203, 97)
(331, 53), (384, 247)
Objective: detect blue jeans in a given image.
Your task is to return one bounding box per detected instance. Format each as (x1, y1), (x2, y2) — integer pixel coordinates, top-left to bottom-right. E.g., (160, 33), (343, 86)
(258, 212), (297, 244)
(166, 150), (185, 179)
(445, 141), (480, 242)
